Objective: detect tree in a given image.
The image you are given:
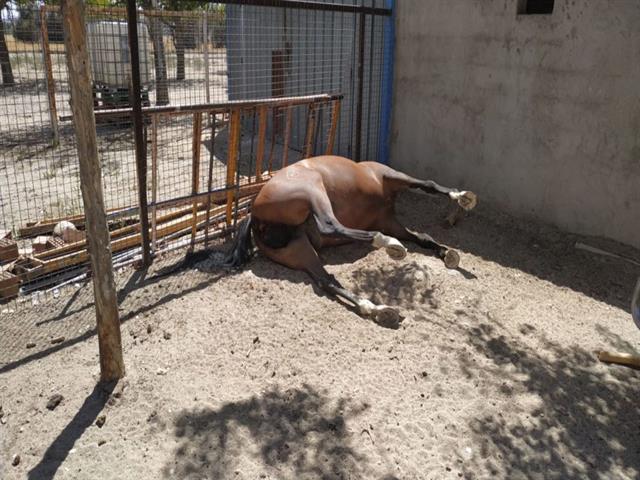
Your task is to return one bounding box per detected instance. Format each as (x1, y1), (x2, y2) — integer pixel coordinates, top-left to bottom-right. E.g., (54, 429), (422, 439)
(0, 0), (15, 84)
(163, 0), (198, 82)
(139, 0), (169, 104)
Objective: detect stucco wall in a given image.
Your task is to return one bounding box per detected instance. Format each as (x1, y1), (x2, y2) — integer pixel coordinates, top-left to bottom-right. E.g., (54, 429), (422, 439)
(390, 0), (640, 248)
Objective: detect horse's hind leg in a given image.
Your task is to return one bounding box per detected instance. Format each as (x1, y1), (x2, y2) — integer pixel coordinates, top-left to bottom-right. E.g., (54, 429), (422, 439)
(259, 231), (401, 328)
(308, 186), (408, 260)
(378, 215), (461, 269)
(374, 164), (477, 211)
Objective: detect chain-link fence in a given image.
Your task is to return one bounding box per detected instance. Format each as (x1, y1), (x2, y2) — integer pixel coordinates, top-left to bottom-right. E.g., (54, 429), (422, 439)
(0, 1), (392, 314)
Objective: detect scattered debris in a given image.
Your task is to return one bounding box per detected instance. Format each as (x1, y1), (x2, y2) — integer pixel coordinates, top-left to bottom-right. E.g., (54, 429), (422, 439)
(0, 237), (19, 263)
(597, 350), (640, 369)
(53, 221), (86, 243)
(96, 415), (106, 428)
(0, 271), (20, 301)
(575, 242), (640, 267)
(46, 394), (63, 411)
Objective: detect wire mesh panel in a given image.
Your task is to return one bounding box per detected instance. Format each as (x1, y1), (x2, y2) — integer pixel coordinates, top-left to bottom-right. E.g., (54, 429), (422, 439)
(0, 0), (392, 311)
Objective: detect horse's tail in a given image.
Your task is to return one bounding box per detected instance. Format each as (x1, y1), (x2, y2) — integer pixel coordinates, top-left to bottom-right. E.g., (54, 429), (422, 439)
(223, 214), (254, 268)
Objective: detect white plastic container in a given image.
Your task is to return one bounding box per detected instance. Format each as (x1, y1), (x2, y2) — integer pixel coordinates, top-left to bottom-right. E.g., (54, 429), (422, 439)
(86, 20), (153, 88)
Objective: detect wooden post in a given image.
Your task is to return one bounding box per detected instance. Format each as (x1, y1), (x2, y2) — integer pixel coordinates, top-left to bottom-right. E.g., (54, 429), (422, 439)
(40, 6), (59, 147)
(150, 114), (159, 251)
(226, 108), (241, 225)
(255, 105), (268, 181)
(282, 105), (292, 168)
(191, 112), (203, 248)
(61, 0), (124, 381)
(326, 99), (341, 155)
(303, 103), (316, 159)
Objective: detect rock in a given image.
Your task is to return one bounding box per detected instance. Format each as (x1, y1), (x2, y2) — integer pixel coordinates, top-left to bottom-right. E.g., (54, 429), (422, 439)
(253, 336), (260, 344)
(46, 394), (63, 411)
(12, 454), (20, 466)
(96, 415), (106, 428)
(156, 368), (167, 376)
(146, 325), (152, 334)
(163, 331), (171, 340)
(98, 439), (106, 446)
(50, 336), (65, 345)
(26, 342), (36, 349)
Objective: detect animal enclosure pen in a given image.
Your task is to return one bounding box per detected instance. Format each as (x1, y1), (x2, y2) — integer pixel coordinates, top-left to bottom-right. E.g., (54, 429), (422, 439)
(0, 0), (393, 331)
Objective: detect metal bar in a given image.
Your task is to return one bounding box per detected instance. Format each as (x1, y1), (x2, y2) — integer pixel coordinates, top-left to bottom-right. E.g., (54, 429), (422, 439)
(191, 112), (203, 249)
(255, 105), (268, 180)
(45, 1), (391, 17)
(326, 99), (341, 154)
(204, 113), (217, 247)
(379, 0), (395, 165)
(203, 13), (211, 104)
(282, 106), (292, 168)
(366, 4), (374, 160)
(150, 115), (159, 251)
(39, 6), (59, 147)
(89, 93), (343, 119)
(126, 0), (152, 267)
(355, 11), (365, 161)
(226, 109), (242, 225)
(303, 103), (316, 159)
(190, 0), (392, 16)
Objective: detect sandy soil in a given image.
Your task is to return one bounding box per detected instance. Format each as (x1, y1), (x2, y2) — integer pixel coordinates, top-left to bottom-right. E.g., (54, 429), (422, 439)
(1, 191), (639, 480)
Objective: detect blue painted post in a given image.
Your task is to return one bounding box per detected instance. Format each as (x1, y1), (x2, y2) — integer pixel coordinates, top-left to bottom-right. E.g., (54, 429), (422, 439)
(378, 0), (395, 165)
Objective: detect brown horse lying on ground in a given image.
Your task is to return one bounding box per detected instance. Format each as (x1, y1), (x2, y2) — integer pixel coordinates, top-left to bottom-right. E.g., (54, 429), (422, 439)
(219, 155), (477, 327)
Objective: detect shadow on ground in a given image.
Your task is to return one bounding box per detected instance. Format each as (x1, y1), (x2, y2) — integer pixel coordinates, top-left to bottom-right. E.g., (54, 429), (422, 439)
(27, 382), (115, 480)
(163, 384), (370, 479)
(395, 191), (640, 312)
(448, 311), (640, 479)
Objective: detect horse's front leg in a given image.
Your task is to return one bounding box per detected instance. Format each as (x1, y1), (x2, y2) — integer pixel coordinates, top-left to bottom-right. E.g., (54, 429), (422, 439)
(379, 216), (461, 269)
(257, 229), (402, 328)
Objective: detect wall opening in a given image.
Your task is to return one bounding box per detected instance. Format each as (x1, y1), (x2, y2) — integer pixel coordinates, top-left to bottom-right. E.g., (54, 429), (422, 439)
(517, 0), (555, 15)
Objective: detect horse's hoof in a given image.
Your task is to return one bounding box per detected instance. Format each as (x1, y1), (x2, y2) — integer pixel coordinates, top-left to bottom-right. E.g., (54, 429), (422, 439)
(386, 244), (407, 261)
(373, 233), (407, 260)
(450, 191), (477, 211)
(373, 306), (401, 329)
(443, 249), (460, 269)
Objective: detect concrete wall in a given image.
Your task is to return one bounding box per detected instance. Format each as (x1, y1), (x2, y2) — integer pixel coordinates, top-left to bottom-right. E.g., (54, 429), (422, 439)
(390, 0), (640, 248)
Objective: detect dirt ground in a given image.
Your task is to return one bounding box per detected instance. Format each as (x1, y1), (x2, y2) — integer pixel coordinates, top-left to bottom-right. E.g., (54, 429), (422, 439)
(1, 191), (639, 480)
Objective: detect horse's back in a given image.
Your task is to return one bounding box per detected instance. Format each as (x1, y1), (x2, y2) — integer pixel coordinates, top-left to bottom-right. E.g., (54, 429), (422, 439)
(253, 155), (393, 228)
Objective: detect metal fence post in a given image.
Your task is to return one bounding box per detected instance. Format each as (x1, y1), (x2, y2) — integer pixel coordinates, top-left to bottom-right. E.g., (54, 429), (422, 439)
(379, 0), (395, 165)
(126, 0), (152, 267)
(355, 11), (365, 161)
